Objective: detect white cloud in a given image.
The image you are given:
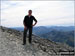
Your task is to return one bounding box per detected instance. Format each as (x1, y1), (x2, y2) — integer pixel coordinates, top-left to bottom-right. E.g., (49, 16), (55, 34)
(1, 1), (74, 27)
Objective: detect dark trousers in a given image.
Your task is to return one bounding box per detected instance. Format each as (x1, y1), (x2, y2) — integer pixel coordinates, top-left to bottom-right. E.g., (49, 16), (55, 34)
(23, 27), (32, 44)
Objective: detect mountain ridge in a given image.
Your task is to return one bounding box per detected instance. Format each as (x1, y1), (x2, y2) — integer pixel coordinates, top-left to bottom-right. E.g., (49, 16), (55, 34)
(10, 26), (74, 31)
(10, 26), (74, 47)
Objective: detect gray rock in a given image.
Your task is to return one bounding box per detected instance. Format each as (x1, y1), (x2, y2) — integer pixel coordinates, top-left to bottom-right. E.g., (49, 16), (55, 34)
(0, 26), (74, 56)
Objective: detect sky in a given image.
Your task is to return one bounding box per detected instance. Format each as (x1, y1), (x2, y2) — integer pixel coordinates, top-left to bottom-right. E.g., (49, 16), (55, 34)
(1, 1), (74, 27)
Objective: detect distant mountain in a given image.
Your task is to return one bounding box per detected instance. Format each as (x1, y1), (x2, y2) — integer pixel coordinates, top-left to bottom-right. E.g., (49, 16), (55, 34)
(49, 26), (74, 31)
(40, 30), (74, 47)
(10, 26), (74, 32)
(10, 26), (74, 47)
(11, 27), (24, 31)
(33, 26), (50, 35)
(33, 26), (74, 36)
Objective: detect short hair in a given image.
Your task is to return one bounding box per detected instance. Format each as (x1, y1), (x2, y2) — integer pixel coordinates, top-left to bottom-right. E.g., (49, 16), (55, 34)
(28, 10), (32, 12)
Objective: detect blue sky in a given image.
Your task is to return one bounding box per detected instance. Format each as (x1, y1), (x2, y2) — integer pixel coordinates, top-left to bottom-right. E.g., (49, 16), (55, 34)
(1, 1), (74, 27)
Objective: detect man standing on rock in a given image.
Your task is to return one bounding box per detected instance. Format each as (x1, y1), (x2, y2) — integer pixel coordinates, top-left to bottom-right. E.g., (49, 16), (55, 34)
(23, 10), (37, 45)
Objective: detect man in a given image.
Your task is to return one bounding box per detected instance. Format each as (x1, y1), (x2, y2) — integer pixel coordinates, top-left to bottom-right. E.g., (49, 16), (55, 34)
(23, 10), (37, 45)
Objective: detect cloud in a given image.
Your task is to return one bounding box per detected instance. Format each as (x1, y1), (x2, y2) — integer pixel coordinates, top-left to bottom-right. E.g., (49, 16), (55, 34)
(1, 1), (74, 27)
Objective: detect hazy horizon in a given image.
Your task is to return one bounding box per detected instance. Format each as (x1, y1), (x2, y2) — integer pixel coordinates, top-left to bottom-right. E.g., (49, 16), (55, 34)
(5, 25), (74, 28)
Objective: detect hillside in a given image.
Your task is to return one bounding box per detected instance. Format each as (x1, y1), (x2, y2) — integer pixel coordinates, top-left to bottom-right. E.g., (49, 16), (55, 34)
(0, 26), (74, 56)
(40, 30), (74, 47)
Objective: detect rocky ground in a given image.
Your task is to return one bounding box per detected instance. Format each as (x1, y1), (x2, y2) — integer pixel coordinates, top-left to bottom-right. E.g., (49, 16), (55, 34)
(0, 26), (74, 56)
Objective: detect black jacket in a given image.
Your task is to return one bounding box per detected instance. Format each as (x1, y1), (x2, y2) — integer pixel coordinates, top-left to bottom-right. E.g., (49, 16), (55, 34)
(23, 15), (37, 28)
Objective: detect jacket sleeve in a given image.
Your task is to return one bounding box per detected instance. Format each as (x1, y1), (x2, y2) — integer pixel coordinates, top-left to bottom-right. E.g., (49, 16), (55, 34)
(33, 16), (37, 22)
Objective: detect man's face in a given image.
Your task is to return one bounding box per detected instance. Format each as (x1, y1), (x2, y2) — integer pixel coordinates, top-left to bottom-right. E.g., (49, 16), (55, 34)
(28, 10), (32, 15)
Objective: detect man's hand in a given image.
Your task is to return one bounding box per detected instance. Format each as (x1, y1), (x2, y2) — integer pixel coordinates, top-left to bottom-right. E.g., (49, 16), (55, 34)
(24, 26), (27, 29)
(32, 24), (35, 26)
(32, 22), (37, 27)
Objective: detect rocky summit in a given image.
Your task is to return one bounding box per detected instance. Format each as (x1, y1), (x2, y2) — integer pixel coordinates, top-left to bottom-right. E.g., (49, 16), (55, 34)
(0, 26), (74, 56)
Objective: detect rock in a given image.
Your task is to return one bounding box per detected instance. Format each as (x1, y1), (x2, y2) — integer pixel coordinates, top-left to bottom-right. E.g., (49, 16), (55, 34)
(0, 26), (74, 56)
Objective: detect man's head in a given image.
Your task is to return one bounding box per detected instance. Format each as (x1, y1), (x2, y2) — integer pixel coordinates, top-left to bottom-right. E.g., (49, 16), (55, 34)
(28, 10), (32, 16)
